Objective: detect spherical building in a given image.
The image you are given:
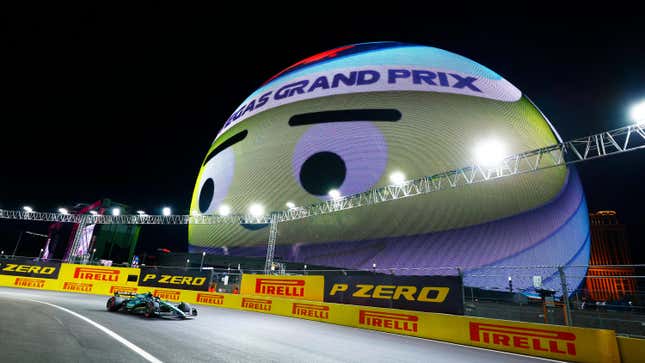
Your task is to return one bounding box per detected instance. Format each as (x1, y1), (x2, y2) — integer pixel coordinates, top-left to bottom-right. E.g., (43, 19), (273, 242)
(189, 42), (590, 294)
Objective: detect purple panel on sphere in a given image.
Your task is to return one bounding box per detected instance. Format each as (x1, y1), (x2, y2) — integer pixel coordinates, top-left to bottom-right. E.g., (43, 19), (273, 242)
(292, 122), (387, 199)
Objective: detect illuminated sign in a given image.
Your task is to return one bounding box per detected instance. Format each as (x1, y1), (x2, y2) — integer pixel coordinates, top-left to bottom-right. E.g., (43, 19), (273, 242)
(329, 284), (449, 302)
(325, 275), (462, 314)
(153, 289), (181, 301)
(241, 275), (324, 301)
(242, 297), (272, 312)
(74, 267), (120, 282)
(63, 282), (93, 293)
(255, 278), (305, 297)
(291, 303), (329, 320)
(0, 259), (61, 279)
(13, 277), (45, 288)
(140, 267), (209, 291)
(358, 309), (418, 333)
(220, 66), (520, 136)
(469, 322), (576, 357)
(196, 293), (224, 306)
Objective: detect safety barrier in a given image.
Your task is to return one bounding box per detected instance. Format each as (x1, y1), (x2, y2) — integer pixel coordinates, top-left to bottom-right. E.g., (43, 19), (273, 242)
(0, 260), (140, 295)
(616, 336), (645, 363)
(0, 261), (635, 362)
(240, 274), (324, 301)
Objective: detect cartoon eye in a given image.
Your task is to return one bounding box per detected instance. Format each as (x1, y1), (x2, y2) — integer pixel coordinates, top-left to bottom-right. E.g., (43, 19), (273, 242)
(291, 110), (399, 198)
(197, 130), (247, 213)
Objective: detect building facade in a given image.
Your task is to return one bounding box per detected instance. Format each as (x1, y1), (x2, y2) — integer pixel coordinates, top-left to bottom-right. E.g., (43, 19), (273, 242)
(586, 211), (636, 301)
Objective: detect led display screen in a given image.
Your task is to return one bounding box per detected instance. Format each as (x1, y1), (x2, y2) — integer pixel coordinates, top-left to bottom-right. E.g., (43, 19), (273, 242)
(189, 42), (589, 293)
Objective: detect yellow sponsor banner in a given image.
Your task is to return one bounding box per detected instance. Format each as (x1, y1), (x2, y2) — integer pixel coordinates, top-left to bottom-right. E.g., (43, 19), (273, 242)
(0, 265), (623, 362)
(56, 264), (141, 295)
(240, 274), (324, 301)
(617, 336), (645, 363)
(458, 317), (618, 363)
(290, 302), (331, 322)
(0, 275), (58, 290)
(179, 291), (619, 363)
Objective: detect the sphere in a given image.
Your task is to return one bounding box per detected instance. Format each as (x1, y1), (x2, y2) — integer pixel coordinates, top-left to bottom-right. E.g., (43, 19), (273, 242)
(189, 42), (589, 294)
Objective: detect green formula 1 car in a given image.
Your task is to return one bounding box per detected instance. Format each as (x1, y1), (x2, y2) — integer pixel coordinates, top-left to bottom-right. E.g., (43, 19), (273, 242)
(106, 292), (198, 319)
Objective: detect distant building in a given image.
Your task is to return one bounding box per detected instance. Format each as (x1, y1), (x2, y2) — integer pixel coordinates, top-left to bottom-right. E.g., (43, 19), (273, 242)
(585, 211), (636, 301)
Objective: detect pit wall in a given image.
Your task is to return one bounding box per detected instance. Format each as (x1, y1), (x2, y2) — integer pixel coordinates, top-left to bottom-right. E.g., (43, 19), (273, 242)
(0, 263), (641, 363)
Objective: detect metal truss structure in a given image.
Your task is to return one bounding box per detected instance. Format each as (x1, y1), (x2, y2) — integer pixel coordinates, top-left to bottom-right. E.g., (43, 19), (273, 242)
(0, 210), (270, 225)
(1, 124), (643, 227)
(276, 124), (645, 222)
(1, 124), (644, 269)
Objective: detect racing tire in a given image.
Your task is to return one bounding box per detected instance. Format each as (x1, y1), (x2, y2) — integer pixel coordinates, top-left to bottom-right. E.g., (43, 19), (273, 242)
(178, 302), (192, 313)
(144, 301), (158, 318)
(107, 297), (124, 312)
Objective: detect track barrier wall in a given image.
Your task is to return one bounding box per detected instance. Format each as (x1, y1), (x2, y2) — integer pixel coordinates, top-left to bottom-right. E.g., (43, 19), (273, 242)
(0, 261), (637, 362)
(240, 274), (324, 301)
(616, 336), (645, 363)
(324, 274), (463, 314)
(0, 260), (140, 295)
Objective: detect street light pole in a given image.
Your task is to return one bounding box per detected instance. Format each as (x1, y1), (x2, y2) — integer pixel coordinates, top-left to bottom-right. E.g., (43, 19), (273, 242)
(200, 251), (205, 271)
(12, 231), (24, 258)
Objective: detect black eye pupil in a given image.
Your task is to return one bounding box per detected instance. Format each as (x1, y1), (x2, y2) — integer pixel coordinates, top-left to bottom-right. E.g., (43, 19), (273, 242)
(299, 151), (346, 196)
(199, 178), (215, 213)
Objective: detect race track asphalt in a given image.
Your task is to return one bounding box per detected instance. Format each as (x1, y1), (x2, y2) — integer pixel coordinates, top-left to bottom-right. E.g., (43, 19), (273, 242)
(0, 287), (559, 362)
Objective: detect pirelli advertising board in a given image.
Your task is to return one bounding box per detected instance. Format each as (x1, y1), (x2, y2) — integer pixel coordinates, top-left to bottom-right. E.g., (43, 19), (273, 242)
(139, 267), (210, 291)
(0, 258), (61, 280)
(57, 263), (140, 295)
(240, 274), (324, 301)
(324, 274), (463, 314)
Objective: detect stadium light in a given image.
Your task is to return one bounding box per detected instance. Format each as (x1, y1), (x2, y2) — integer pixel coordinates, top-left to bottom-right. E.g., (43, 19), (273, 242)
(136, 210), (146, 215)
(89, 210), (98, 215)
(58, 208), (68, 215)
(162, 207), (171, 216)
(630, 100), (645, 125)
(389, 171), (406, 185)
(474, 138), (507, 167)
(328, 189), (341, 200)
(286, 201), (296, 209)
(112, 208), (120, 216)
(249, 203), (264, 217)
(23, 206), (33, 213)
(218, 205), (231, 216)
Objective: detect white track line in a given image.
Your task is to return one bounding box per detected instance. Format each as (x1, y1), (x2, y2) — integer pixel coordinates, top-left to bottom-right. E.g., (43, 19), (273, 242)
(26, 298), (163, 363)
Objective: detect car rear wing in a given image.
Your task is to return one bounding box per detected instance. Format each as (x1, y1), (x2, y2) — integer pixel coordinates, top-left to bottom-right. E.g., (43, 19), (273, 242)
(114, 291), (138, 297)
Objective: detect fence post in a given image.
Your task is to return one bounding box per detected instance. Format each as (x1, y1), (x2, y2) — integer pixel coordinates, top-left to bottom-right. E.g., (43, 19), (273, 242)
(558, 266), (573, 326)
(457, 267), (466, 313)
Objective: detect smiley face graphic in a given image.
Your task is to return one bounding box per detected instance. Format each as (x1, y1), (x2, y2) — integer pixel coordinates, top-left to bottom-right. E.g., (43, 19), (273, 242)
(189, 42), (589, 294)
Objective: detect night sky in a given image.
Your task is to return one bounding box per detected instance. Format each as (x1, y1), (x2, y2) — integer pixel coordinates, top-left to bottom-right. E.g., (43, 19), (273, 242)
(1, 6), (643, 261)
